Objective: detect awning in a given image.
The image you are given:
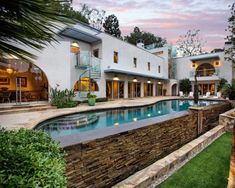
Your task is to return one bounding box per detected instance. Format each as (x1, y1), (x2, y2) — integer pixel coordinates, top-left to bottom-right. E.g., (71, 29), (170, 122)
(190, 54), (220, 61)
(60, 27), (101, 44)
(104, 69), (168, 80)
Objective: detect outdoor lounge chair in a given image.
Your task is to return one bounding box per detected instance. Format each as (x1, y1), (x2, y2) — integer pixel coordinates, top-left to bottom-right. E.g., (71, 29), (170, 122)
(179, 91), (184, 97)
(213, 92), (222, 99)
(202, 92), (210, 98)
(188, 92), (193, 98)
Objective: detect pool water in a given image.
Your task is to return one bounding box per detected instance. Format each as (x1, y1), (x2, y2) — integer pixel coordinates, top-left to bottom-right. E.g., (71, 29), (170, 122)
(36, 100), (218, 138)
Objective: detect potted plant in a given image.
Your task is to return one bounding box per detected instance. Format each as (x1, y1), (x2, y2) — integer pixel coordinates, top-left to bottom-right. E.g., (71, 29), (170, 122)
(87, 93), (97, 106)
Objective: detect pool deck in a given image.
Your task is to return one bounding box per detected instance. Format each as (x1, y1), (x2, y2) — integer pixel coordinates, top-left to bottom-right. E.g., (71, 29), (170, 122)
(0, 96), (179, 130)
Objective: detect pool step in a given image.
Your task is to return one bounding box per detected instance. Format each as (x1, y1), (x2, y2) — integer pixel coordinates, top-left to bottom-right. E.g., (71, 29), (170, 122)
(0, 105), (56, 115)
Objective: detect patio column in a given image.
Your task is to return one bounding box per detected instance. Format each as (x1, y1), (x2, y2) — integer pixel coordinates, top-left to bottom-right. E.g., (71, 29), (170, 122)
(141, 82), (144, 97)
(124, 80), (128, 98)
(215, 82), (218, 95)
(191, 82), (194, 93)
(153, 82), (156, 96)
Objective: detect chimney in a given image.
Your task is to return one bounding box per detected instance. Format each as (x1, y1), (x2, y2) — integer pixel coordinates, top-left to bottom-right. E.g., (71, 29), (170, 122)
(136, 39), (145, 49)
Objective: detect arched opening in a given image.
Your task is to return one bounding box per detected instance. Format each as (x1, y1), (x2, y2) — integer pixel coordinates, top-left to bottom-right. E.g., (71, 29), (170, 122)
(74, 77), (99, 92)
(171, 84), (177, 96)
(0, 58), (48, 103)
(196, 63), (215, 77)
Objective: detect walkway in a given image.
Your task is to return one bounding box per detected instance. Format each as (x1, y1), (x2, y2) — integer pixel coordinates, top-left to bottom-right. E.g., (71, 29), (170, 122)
(0, 96), (177, 130)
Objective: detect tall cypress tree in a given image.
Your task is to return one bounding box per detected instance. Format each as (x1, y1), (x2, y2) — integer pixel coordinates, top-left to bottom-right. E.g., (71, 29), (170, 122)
(103, 14), (121, 38)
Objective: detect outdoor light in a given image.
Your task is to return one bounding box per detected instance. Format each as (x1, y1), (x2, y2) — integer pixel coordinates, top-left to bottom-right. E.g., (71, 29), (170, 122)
(158, 81), (161, 84)
(114, 122), (119, 126)
(6, 68), (13, 74)
(158, 110), (161, 114)
(113, 75), (119, 80)
(133, 118), (137, 122)
(147, 80), (151, 83)
(133, 78), (138, 82)
(71, 41), (80, 53)
(147, 114), (151, 117)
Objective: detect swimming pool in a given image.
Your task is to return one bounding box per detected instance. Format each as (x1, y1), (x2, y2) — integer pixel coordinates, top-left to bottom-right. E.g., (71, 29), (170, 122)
(36, 99), (218, 138)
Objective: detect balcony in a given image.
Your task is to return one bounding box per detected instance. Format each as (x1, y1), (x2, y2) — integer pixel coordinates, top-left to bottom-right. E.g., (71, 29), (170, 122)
(189, 69), (220, 81)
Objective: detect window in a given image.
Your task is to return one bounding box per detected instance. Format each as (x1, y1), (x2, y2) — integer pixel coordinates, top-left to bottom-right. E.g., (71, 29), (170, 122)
(114, 51), (118, 63)
(158, 65), (161, 73)
(74, 77), (99, 92)
(93, 49), (99, 58)
(133, 58), (137, 68)
(147, 62), (150, 71)
(155, 51), (163, 55)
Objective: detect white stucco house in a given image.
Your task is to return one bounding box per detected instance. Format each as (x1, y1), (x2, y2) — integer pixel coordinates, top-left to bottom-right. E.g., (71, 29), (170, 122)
(0, 21), (233, 104)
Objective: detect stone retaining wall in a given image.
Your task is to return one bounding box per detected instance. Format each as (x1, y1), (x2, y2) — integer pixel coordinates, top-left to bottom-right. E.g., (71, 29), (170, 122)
(64, 102), (231, 188)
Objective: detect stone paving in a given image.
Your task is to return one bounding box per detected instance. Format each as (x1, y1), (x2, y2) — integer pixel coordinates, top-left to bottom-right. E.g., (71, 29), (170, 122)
(0, 96), (178, 130)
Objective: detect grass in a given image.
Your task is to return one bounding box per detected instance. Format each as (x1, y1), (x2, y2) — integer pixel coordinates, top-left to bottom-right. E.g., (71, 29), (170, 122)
(157, 133), (232, 188)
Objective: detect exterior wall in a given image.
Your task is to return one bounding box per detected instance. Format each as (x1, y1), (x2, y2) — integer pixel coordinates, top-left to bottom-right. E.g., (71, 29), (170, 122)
(64, 102), (231, 188)
(100, 33), (168, 80)
(174, 52), (233, 83)
(31, 37), (71, 91)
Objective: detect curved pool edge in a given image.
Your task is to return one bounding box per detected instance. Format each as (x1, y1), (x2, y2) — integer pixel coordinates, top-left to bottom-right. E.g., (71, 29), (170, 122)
(55, 111), (190, 148)
(33, 97), (227, 131)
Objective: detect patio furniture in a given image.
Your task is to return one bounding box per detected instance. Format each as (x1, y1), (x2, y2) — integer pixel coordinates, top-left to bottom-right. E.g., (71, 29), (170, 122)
(1, 91), (11, 103)
(202, 92), (210, 98)
(213, 92), (222, 99)
(189, 92), (194, 98)
(179, 91), (184, 97)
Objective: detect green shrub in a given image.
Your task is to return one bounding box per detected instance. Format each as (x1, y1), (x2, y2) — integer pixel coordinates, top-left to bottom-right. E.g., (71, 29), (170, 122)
(221, 79), (235, 99)
(217, 78), (228, 91)
(0, 129), (66, 187)
(179, 78), (191, 95)
(96, 97), (108, 102)
(87, 92), (97, 98)
(50, 86), (77, 108)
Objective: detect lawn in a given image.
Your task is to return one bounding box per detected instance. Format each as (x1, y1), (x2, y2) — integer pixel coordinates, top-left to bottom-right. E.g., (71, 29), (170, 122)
(157, 133), (232, 188)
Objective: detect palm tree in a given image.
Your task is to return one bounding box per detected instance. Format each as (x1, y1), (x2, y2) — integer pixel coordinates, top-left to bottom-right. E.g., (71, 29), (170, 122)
(0, 0), (73, 62)
(193, 73), (199, 104)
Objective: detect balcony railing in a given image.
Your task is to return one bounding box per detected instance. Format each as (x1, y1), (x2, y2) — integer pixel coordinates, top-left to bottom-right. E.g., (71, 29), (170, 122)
(74, 51), (101, 79)
(190, 69), (219, 77)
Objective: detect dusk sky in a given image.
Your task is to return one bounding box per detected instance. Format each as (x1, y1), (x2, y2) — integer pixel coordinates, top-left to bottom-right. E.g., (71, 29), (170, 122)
(73, 0), (233, 52)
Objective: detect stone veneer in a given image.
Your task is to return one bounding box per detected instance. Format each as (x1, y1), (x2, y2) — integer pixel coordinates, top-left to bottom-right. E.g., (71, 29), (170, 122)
(64, 102), (231, 188)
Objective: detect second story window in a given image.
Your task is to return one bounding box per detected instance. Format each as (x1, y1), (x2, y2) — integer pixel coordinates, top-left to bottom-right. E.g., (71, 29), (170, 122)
(93, 49), (99, 58)
(114, 51), (118, 63)
(133, 58), (137, 68)
(148, 62), (150, 71)
(158, 65), (161, 73)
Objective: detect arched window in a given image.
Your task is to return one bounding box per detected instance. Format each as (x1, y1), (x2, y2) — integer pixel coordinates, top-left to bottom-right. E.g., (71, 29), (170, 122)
(74, 77), (99, 92)
(196, 63), (215, 77)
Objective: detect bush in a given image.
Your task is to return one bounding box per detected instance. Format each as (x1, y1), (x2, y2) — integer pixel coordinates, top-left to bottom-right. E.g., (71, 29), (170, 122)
(179, 78), (191, 95)
(96, 97), (108, 102)
(0, 129), (66, 187)
(221, 79), (235, 99)
(50, 86), (77, 108)
(217, 78), (228, 91)
(87, 92), (97, 98)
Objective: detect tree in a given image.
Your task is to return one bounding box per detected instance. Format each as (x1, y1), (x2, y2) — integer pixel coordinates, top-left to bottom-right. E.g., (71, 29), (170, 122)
(0, 0), (73, 62)
(217, 78), (228, 91)
(225, 3), (235, 64)
(177, 29), (206, 57)
(54, 2), (88, 23)
(124, 27), (167, 47)
(179, 78), (191, 95)
(80, 4), (105, 30)
(103, 14), (121, 38)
